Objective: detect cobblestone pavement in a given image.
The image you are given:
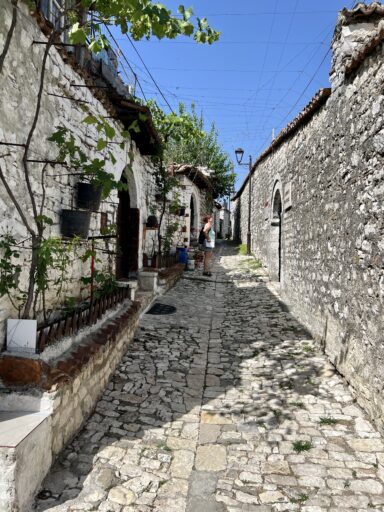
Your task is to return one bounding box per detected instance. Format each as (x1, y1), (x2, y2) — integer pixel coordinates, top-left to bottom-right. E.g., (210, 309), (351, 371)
(34, 243), (384, 512)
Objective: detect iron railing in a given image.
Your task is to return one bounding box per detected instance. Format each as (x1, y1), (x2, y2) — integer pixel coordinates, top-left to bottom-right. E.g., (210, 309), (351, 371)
(36, 287), (130, 353)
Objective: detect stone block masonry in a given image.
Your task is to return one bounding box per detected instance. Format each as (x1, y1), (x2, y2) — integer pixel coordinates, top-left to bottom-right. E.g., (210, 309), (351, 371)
(0, 0), (159, 348)
(232, 5), (384, 433)
(0, 263), (184, 511)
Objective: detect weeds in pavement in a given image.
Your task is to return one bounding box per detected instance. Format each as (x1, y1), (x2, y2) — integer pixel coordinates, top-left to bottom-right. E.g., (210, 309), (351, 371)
(290, 401), (305, 408)
(352, 470), (357, 478)
(238, 244), (248, 255)
(319, 417), (338, 425)
(157, 443), (172, 452)
(290, 493), (309, 504)
(344, 480), (351, 488)
(302, 345), (315, 353)
(292, 440), (312, 453)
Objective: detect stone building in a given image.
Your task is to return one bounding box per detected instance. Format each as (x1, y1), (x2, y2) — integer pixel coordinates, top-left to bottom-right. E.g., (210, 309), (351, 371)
(173, 164), (214, 243)
(232, 3), (384, 431)
(0, 2), (191, 510)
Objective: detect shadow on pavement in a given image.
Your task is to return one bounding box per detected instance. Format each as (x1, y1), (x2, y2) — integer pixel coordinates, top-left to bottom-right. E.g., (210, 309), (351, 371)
(34, 242), (353, 511)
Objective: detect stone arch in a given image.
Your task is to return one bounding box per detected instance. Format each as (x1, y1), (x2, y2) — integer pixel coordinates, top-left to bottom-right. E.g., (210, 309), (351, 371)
(116, 167), (140, 278)
(269, 181), (283, 282)
(189, 192), (200, 240)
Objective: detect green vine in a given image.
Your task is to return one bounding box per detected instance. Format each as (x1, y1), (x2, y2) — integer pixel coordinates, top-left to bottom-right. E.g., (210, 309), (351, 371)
(0, 233), (25, 314)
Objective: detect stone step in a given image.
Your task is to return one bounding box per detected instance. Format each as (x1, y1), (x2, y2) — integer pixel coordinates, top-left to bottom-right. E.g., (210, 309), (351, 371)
(0, 410), (51, 512)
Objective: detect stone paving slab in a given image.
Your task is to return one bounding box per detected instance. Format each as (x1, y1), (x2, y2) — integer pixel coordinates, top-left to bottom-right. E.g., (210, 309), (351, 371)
(34, 243), (384, 511)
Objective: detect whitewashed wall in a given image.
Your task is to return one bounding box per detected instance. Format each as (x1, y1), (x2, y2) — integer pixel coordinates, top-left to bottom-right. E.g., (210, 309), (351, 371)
(0, 1), (157, 348)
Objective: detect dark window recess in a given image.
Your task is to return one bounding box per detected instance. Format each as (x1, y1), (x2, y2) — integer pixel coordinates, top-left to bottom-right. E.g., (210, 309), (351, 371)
(146, 303), (177, 315)
(100, 212), (108, 232)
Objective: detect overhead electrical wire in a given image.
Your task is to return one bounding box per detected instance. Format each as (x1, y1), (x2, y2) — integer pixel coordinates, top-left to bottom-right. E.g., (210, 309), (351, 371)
(125, 34), (175, 113)
(251, 0), (356, 155)
(103, 24), (147, 101)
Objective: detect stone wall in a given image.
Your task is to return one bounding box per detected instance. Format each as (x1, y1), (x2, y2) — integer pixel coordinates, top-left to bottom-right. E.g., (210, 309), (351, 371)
(0, 1), (158, 349)
(233, 8), (384, 431)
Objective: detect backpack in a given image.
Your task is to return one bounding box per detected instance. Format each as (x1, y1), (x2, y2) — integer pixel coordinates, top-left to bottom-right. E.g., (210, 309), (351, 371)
(198, 228), (206, 245)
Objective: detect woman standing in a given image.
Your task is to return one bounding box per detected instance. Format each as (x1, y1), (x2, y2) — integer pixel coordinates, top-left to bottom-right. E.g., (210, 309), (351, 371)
(202, 214), (215, 276)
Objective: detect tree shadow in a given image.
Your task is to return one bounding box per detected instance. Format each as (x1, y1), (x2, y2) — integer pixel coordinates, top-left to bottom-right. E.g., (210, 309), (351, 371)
(34, 243), (360, 511)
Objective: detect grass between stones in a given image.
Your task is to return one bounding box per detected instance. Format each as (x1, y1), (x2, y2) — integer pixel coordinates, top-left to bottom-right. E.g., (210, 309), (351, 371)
(290, 401), (305, 408)
(290, 493), (309, 504)
(238, 244), (248, 255)
(319, 417), (338, 425)
(292, 440), (313, 453)
(157, 443), (172, 452)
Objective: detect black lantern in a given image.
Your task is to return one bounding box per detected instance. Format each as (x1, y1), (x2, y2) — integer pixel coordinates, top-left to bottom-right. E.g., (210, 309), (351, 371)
(235, 147), (244, 165)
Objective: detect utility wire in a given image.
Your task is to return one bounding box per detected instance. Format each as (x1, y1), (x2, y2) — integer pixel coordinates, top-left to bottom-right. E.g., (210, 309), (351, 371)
(125, 34), (175, 113)
(103, 25), (147, 101)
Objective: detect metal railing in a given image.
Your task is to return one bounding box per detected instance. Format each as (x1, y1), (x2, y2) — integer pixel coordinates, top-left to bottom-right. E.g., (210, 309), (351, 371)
(36, 287), (130, 353)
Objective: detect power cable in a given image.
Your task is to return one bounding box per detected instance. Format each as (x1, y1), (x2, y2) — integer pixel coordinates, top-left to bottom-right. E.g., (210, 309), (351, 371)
(258, 0), (299, 136)
(125, 34), (175, 113)
(103, 25), (147, 101)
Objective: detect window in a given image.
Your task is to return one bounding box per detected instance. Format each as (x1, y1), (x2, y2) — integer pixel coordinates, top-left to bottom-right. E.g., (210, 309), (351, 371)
(39, 0), (67, 33)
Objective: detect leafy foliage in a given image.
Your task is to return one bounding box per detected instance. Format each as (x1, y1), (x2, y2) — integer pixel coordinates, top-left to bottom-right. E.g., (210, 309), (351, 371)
(150, 102), (235, 199)
(162, 221), (180, 254)
(67, 1), (220, 52)
(81, 269), (118, 298)
(48, 122), (128, 198)
(292, 441), (313, 453)
(0, 233), (22, 300)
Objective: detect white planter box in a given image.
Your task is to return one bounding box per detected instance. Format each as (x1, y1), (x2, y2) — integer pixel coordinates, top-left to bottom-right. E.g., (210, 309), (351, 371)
(6, 319), (37, 354)
(138, 271), (158, 292)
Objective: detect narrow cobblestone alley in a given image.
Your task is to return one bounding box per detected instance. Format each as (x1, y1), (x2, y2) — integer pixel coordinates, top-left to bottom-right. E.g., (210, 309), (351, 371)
(34, 243), (384, 512)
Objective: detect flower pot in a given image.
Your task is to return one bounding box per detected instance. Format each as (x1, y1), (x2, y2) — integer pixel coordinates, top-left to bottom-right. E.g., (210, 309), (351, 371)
(77, 182), (102, 211)
(187, 259), (195, 271)
(61, 209), (91, 239)
(6, 319), (37, 354)
(146, 215), (158, 228)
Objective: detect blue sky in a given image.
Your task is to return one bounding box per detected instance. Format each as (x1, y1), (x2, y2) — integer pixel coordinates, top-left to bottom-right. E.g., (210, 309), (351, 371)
(111, 0), (356, 190)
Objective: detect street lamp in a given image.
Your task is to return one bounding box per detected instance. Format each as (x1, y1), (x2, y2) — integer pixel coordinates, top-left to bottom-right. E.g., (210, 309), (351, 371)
(234, 148), (253, 255)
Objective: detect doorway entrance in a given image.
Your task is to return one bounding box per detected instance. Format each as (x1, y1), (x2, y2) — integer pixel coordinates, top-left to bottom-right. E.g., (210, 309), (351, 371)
(270, 189), (282, 281)
(116, 183), (140, 279)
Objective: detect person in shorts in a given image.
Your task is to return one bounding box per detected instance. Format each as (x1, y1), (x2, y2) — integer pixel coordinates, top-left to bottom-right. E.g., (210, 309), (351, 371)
(201, 214), (215, 276)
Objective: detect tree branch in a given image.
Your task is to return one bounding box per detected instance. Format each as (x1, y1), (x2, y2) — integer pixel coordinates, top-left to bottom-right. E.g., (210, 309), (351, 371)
(22, 32), (56, 227)
(39, 163), (48, 217)
(0, 163), (36, 236)
(0, 0), (18, 75)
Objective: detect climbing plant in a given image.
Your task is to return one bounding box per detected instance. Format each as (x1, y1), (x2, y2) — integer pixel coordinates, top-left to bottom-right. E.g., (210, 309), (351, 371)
(66, 1), (220, 49)
(151, 102), (235, 199)
(0, 1), (219, 320)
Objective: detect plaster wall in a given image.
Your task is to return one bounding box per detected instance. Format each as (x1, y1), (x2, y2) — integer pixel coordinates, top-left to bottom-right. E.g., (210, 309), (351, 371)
(233, 18), (384, 430)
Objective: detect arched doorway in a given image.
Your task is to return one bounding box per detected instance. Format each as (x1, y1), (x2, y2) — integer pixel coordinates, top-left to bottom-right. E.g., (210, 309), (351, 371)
(189, 193), (199, 243)
(270, 188), (282, 281)
(116, 177), (140, 279)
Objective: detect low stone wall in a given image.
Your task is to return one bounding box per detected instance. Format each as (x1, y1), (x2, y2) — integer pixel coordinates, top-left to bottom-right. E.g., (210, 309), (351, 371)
(0, 264), (185, 511)
(0, 300), (141, 453)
